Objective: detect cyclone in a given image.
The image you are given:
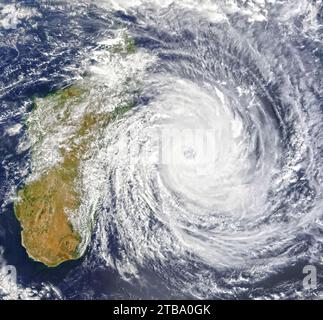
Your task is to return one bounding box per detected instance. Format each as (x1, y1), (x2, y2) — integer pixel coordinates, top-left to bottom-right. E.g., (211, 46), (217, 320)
(79, 0), (323, 299)
(0, 0), (322, 300)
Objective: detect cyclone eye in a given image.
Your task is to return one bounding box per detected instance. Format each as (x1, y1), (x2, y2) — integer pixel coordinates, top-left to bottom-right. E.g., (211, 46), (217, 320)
(2, 0), (321, 300)
(183, 146), (196, 160)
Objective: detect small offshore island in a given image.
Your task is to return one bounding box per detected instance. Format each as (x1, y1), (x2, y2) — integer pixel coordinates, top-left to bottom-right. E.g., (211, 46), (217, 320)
(14, 33), (139, 267)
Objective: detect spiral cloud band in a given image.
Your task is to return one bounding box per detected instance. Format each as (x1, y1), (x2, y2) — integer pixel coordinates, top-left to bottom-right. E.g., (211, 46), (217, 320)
(1, 0), (322, 299)
(74, 0), (323, 299)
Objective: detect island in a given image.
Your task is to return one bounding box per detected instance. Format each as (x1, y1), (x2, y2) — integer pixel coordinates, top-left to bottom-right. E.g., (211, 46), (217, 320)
(14, 32), (139, 267)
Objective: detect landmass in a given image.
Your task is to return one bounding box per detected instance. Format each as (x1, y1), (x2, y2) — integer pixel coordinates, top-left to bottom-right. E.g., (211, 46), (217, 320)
(14, 33), (138, 267)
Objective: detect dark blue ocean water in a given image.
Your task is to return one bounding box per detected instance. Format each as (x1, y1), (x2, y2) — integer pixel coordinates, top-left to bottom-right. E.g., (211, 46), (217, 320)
(0, 0), (195, 300)
(0, 0), (135, 299)
(0, 0), (322, 300)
